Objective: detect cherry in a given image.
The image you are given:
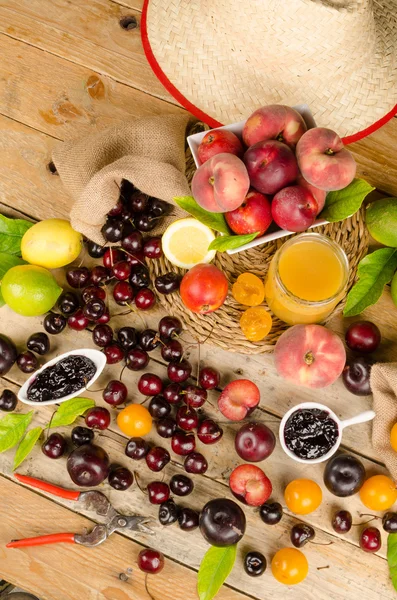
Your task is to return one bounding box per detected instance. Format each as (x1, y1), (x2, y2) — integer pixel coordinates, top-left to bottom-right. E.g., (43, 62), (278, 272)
(125, 437), (150, 460)
(58, 291), (80, 315)
(107, 200), (124, 217)
(161, 340), (183, 363)
(92, 324), (114, 347)
(135, 212), (158, 232)
(108, 466), (133, 490)
(178, 508), (199, 531)
(176, 406), (198, 431)
(137, 549), (164, 574)
(360, 527), (381, 553)
(197, 419), (223, 444)
(170, 474), (193, 497)
(27, 332), (50, 355)
(66, 267), (91, 288)
(244, 551), (266, 577)
(171, 432), (196, 456)
(71, 426), (94, 447)
(122, 231), (144, 252)
(332, 510), (352, 533)
(146, 446), (170, 472)
(104, 343), (125, 364)
(68, 309), (89, 331)
(183, 385), (207, 408)
(345, 321), (381, 354)
(151, 199), (170, 217)
(124, 250), (145, 266)
(103, 248), (124, 268)
(117, 327), (138, 350)
(155, 272), (181, 295)
(200, 499), (246, 546)
(82, 286), (106, 303)
(259, 501), (283, 525)
(143, 237), (163, 259)
(96, 309), (111, 324)
(290, 524), (315, 548)
(42, 433), (67, 459)
(0, 389), (17, 412)
(163, 383), (182, 405)
(120, 208), (134, 224)
(199, 367), (220, 390)
(138, 373), (163, 396)
(159, 499), (178, 526)
(101, 219), (124, 242)
(159, 316), (183, 341)
(125, 348), (149, 371)
(113, 281), (134, 304)
(103, 380), (127, 406)
(91, 266), (111, 286)
(148, 481), (170, 505)
(140, 329), (160, 352)
(129, 265), (150, 289)
(342, 357), (372, 396)
(112, 260), (131, 281)
(83, 299), (106, 321)
(184, 452), (208, 474)
(87, 241), (106, 258)
(149, 396), (171, 419)
(135, 288), (156, 310)
(44, 312), (67, 335)
(17, 351), (38, 373)
(156, 417), (177, 438)
(382, 512), (397, 533)
(85, 407), (111, 430)
(168, 359), (192, 383)
(130, 193), (149, 214)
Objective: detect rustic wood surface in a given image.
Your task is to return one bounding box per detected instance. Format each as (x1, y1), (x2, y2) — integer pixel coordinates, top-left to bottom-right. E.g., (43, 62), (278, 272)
(1, 2), (397, 599)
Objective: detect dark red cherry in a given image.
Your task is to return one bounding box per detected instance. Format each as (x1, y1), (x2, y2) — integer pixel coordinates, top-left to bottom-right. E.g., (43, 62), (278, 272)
(107, 200), (124, 217)
(0, 389), (18, 412)
(197, 419), (223, 444)
(345, 321), (381, 354)
(148, 396), (171, 419)
(92, 324), (114, 348)
(58, 291), (80, 316)
(139, 329), (160, 352)
(87, 241), (106, 258)
(244, 551), (266, 577)
(108, 466), (133, 491)
(156, 417), (177, 438)
(199, 367), (220, 390)
(145, 446), (170, 472)
(42, 433), (67, 459)
(135, 288), (156, 310)
(163, 383), (182, 405)
(151, 199), (170, 217)
(112, 261), (131, 281)
(16, 351), (38, 373)
(68, 309), (89, 331)
(103, 380), (128, 406)
(44, 312), (67, 335)
(135, 212), (158, 232)
(113, 281), (134, 304)
(66, 267), (91, 288)
(290, 524), (315, 548)
(83, 299), (106, 321)
(184, 452), (208, 474)
(137, 549), (164, 574)
(170, 474), (194, 496)
(104, 343), (124, 364)
(148, 481), (170, 505)
(161, 340), (183, 363)
(103, 248), (124, 268)
(125, 437), (150, 460)
(143, 237), (163, 259)
(122, 231), (144, 253)
(259, 502), (283, 525)
(155, 272), (181, 295)
(159, 499), (179, 526)
(117, 326), (138, 350)
(125, 348), (149, 371)
(82, 285), (106, 303)
(91, 266), (111, 286)
(85, 407), (111, 430)
(129, 264), (150, 289)
(168, 359), (192, 383)
(360, 527), (382, 553)
(71, 426), (94, 447)
(138, 373), (163, 396)
(171, 432), (195, 456)
(176, 406), (198, 431)
(27, 332), (50, 355)
(183, 385), (207, 408)
(101, 219), (124, 243)
(130, 193), (149, 214)
(332, 510), (353, 533)
(178, 508), (199, 532)
(159, 316), (183, 341)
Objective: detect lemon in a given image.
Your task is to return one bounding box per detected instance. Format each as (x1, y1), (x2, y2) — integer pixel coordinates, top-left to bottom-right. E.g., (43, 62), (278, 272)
(21, 219), (83, 269)
(161, 218), (216, 269)
(1, 265), (62, 316)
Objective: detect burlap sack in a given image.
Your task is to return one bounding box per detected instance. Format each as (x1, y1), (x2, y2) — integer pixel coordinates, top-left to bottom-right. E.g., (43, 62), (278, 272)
(52, 114), (194, 245)
(371, 363), (397, 482)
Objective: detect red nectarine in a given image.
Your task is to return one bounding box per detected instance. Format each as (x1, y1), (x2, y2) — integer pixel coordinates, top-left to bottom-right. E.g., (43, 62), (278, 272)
(197, 129), (244, 164)
(272, 186), (318, 232)
(225, 189), (272, 236)
(244, 140), (299, 195)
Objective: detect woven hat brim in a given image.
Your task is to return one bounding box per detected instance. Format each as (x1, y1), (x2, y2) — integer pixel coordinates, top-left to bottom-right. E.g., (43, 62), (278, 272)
(142, 0), (397, 142)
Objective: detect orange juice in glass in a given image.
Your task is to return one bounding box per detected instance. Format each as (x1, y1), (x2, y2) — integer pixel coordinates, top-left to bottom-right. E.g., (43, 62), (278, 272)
(265, 233), (349, 325)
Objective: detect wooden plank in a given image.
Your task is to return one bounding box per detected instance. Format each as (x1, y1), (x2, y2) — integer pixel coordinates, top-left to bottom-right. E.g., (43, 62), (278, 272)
(0, 0), (176, 104)
(0, 35), (184, 141)
(0, 475), (247, 600)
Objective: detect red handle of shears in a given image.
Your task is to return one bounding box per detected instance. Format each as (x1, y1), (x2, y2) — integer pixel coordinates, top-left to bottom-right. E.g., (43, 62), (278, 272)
(7, 533), (76, 548)
(15, 474), (80, 501)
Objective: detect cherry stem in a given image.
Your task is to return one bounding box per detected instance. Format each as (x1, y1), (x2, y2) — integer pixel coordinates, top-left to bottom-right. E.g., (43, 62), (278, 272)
(317, 565), (330, 571)
(145, 574), (156, 600)
(120, 248), (146, 267)
(112, 309), (133, 317)
(119, 365), (127, 382)
(353, 514), (379, 526)
(46, 411), (56, 438)
(139, 396), (150, 405)
(134, 472), (148, 495)
(85, 386), (105, 393)
(196, 340), (201, 386)
(310, 541), (333, 546)
(199, 324), (215, 346)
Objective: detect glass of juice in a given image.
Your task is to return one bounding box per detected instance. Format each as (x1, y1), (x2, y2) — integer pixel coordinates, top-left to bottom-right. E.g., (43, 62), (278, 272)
(265, 233), (349, 325)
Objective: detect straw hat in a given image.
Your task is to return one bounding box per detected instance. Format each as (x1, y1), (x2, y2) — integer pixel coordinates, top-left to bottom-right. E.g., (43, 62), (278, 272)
(142, 0), (397, 143)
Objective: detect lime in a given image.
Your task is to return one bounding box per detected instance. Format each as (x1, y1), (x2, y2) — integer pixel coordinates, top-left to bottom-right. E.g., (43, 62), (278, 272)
(391, 271), (397, 308)
(1, 265), (62, 316)
(21, 219), (82, 269)
(366, 198), (397, 247)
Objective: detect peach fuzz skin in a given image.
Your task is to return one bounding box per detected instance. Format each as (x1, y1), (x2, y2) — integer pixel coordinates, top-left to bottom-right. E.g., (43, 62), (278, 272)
(197, 129), (243, 165)
(191, 153), (250, 213)
(296, 127), (356, 191)
(243, 105), (307, 149)
(296, 175), (326, 214)
(274, 324), (346, 389)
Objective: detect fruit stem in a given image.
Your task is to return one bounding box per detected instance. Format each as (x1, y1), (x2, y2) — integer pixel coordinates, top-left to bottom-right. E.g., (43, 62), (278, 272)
(145, 573), (156, 600)
(119, 365), (127, 382)
(317, 565), (330, 571)
(304, 350), (315, 365)
(311, 541), (333, 546)
(208, 176), (215, 187)
(196, 340), (201, 386)
(134, 471), (148, 495)
(354, 514), (379, 526)
(325, 148), (334, 156)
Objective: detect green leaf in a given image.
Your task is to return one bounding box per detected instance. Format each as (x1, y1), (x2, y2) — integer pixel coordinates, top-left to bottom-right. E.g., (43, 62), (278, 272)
(173, 196), (230, 234)
(0, 412), (33, 453)
(208, 232), (260, 252)
(343, 248), (397, 316)
(0, 252), (27, 307)
(48, 397), (95, 428)
(0, 214), (33, 256)
(388, 534), (397, 591)
(13, 426), (43, 470)
(197, 545), (237, 600)
(320, 178), (375, 222)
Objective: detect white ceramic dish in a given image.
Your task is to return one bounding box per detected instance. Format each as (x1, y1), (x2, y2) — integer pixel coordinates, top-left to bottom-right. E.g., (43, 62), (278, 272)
(279, 401), (375, 465)
(18, 348), (107, 407)
(187, 104), (328, 255)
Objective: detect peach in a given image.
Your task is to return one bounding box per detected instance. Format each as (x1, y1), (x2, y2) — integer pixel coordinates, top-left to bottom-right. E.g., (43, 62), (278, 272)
(191, 153), (250, 213)
(197, 129), (244, 165)
(244, 140), (299, 195)
(243, 105), (307, 149)
(296, 175), (327, 215)
(274, 324), (346, 389)
(272, 186), (318, 232)
(296, 127), (356, 191)
(225, 189), (272, 236)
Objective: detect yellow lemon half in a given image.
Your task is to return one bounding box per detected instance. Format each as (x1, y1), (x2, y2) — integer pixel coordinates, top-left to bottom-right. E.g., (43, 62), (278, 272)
(22, 219), (82, 269)
(161, 218), (216, 269)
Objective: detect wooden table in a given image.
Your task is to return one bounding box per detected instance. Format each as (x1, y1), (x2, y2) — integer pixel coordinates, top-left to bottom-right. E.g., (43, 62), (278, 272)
(1, 2), (397, 599)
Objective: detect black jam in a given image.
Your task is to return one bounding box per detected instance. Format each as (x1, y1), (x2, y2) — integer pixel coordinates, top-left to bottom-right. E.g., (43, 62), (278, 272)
(27, 355), (96, 402)
(284, 408), (339, 460)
